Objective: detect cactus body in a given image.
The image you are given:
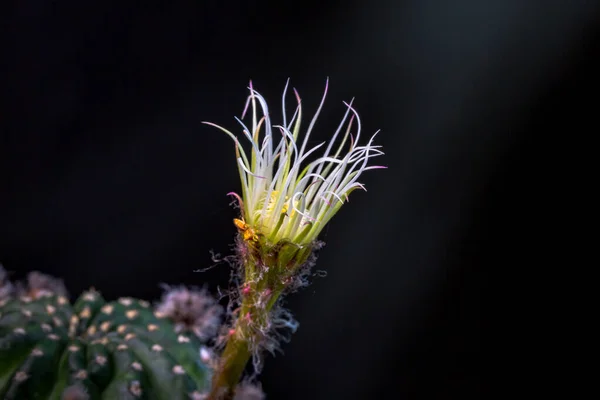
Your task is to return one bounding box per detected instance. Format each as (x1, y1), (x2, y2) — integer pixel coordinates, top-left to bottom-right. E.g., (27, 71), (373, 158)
(0, 290), (212, 399)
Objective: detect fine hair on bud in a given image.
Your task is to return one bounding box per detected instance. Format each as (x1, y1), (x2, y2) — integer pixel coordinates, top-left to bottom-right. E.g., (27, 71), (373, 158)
(229, 238), (325, 373)
(247, 303), (299, 374)
(156, 284), (224, 340)
(282, 240), (325, 295)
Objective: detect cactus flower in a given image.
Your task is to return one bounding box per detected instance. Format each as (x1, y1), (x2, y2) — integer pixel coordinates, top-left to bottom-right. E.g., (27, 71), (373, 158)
(203, 79), (384, 399)
(203, 78), (385, 246)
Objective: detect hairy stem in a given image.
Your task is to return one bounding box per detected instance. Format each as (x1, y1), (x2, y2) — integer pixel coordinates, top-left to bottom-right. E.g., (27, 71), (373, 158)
(207, 236), (313, 399)
(208, 332), (251, 399)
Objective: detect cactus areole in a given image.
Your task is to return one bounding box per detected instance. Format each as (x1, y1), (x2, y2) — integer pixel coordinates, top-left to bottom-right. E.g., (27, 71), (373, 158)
(0, 289), (213, 399)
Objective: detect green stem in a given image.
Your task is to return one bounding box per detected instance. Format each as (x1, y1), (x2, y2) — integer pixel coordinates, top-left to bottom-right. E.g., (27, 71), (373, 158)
(207, 237), (313, 399)
(207, 289), (283, 400)
(207, 333), (251, 400)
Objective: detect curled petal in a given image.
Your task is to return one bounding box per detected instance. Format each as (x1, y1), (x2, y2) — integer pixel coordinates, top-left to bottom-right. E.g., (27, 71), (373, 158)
(205, 79), (384, 244)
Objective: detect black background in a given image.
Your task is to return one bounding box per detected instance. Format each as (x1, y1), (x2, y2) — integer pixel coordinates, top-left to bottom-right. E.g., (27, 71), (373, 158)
(1, 1), (598, 399)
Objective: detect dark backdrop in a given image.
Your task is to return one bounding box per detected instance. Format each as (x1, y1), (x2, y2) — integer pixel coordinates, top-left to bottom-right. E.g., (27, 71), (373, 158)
(1, 1), (598, 399)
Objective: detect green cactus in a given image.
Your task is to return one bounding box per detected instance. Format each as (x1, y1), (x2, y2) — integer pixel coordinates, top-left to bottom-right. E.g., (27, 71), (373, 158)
(0, 286), (215, 399)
